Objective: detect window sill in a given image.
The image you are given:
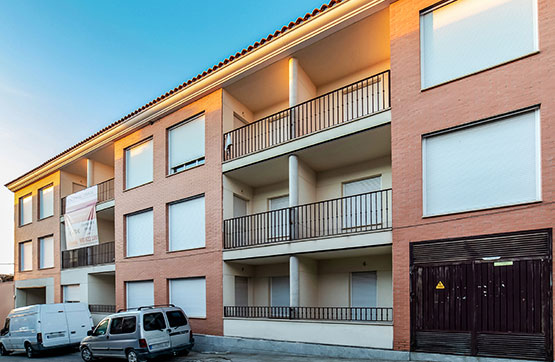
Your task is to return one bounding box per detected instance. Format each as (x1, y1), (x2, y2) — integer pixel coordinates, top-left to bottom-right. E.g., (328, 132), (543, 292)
(38, 215), (54, 222)
(18, 222), (32, 228)
(124, 253), (154, 260)
(39, 266), (55, 271)
(166, 246), (206, 254)
(422, 200), (542, 219)
(123, 181), (153, 193)
(166, 162), (205, 178)
(421, 51), (540, 92)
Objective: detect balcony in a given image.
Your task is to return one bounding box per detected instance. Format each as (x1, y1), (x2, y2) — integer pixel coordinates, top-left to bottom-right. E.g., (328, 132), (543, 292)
(89, 304), (116, 314)
(61, 178), (114, 214)
(62, 241), (115, 269)
(224, 306), (392, 322)
(223, 71), (390, 162)
(224, 189), (391, 250)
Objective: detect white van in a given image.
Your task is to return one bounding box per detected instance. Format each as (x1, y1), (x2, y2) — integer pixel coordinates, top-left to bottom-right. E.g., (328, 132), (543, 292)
(0, 303), (94, 358)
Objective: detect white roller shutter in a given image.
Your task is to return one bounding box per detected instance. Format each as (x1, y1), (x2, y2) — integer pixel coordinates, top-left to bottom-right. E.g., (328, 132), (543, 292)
(351, 272), (377, 307)
(270, 276), (290, 307)
(39, 185), (54, 219)
(63, 285), (80, 303)
(421, 0), (538, 88)
(20, 241), (32, 271)
(168, 115), (205, 174)
(233, 195), (248, 217)
(126, 210), (153, 257)
(169, 196), (205, 251)
(423, 109), (540, 216)
(169, 278), (206, 318)
(235, 277), (248, 306)
(40, 236), (54, 269)
(20, 195), (32, 225)
(126, 139), (153, 189)
(126, 281), (154, 309)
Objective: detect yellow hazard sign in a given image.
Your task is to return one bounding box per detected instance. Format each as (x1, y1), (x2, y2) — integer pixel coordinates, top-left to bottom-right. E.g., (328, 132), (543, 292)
(436, 281), (445, 290)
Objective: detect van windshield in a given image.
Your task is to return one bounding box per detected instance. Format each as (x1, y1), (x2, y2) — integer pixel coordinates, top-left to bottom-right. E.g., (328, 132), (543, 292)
(143, 313), (166, 331)
(0, 319), (9, 336)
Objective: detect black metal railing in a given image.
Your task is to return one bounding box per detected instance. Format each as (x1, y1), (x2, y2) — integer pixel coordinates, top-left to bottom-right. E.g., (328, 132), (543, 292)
(224, 306), (393, 322)
(62, 241), (115, 269)
(224, 189), (391, 249)
(89, 304), (116, 314)
(223, 70), (391, 161)
(61, 178), (115, 214)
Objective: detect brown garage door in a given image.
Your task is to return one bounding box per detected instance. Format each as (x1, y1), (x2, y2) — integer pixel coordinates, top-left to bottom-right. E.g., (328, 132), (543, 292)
(410, 229), (552, 361)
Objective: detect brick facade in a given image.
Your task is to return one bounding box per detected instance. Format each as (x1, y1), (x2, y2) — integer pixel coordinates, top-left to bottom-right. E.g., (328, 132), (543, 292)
(114, 90), (224, 335)
(390, 0), (555, 351)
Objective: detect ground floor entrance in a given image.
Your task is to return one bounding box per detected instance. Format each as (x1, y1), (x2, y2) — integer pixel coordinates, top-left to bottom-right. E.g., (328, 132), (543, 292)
(410, 229), (552, 361)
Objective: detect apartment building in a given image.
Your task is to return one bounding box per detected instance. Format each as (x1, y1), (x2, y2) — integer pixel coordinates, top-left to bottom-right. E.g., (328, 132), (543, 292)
(4, 0), (554, 360)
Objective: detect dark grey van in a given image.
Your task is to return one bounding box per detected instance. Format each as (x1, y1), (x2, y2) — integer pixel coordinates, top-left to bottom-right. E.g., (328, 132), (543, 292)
(80, 305), (193, 362)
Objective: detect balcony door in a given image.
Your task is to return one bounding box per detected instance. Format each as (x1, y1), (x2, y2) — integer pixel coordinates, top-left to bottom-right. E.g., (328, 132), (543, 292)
(270, 276), (290, 317)
(268, 195), (289, 241)
(351, 271), (377, 321)
(342, 176), (382, 230)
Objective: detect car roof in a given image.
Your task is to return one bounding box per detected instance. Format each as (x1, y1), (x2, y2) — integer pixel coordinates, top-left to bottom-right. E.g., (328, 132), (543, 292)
(103, 306), (184, 320)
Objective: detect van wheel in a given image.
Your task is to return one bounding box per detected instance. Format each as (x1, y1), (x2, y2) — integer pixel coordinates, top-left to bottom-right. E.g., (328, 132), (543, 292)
(25, 343), (34, 358)
(0, 343), (10, 356)
(81, 346), (94, 361)
(126, 349), (140, 362)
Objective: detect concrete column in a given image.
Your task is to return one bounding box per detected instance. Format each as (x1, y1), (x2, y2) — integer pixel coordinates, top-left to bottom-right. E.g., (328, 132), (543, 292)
(290, 255), (300, 307)
(288, 154), (299, 207)
(86, 159), (94, 187)
(289, 58), (298, 107)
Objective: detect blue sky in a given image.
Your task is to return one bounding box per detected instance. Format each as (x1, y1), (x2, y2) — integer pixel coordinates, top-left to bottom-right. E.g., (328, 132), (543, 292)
(0, 0), (327, 273)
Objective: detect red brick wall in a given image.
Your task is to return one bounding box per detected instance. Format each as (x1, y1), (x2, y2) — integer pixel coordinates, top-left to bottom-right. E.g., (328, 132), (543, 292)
(13, 171), (62, 303)
(114, 90), (224, 335)
(390, 0), (555, 351)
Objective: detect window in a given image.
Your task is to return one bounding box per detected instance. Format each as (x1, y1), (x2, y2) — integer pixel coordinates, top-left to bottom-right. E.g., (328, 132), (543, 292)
(270, 276), (289, 307)
(125, 139), (153, 189)
(168, 115), (205, 174)
(126, 280), (154, 309)
(19, 241), (32, 271)
(235, 276), (248, 306)
(143, 312), (166, 331)
(1, 319), (9, 336)
(423, 108), (540, 216)
(19, 194), (32, 226)
(268, 195), (289, 240)
(351, 272), (377, 307)
(420, 0), (538, 88)
(233, 195), (248, 217)
(39, 185), (54, 219)
(169, 278), (206, 318)
(267, 113), (290, 146)
(93, 319), (109, 336)
(39, 236), (54, 269)
(342, 177), (382, 229)
(169, 196), (205, 251)
(166, 310), (187, 328)
(63, 285), (80, 303)
(126, 210), (153, 257)
(110, 316), (136, 334)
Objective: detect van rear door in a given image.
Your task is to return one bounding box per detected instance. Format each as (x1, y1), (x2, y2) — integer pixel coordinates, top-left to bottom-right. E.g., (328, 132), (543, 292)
(63, 303), (93, 344)
(142, 312), (170, 353)
(40, 304), (70, 347)
(164, 309), (190, 349)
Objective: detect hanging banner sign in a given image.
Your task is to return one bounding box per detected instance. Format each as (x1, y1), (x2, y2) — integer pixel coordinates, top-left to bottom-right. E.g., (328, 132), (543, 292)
(64, 186), (99, 250)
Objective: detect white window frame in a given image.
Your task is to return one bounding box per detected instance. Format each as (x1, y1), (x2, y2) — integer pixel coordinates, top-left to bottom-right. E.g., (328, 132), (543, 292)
(168, 195), (205, 252)
(19, 241), (32, 272)
(39, 185), (54, 219)
(19, 194), (32, 226)
(125, 209), (154, 257)
(39, 235), (54, 269)
(167, 114), (205, 175)
(125, 138), (153, 190)
(420, 0), (539, 89)
(422, 107), (541, 216)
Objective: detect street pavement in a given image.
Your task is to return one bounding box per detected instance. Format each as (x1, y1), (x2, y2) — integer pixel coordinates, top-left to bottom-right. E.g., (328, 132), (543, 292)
(0, 349), (400, 361)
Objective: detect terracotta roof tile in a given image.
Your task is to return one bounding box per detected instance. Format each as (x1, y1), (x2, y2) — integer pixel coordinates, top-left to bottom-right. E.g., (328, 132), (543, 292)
(6, 0), (345, 188)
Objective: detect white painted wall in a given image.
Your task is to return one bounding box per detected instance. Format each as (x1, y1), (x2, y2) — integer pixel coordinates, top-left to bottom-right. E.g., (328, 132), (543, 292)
(97, 216), (115, 243)
(251, 181), (288, 214)
(298, 257), (318, 306)
(91, 160), (114, 185)
(316, 60), (390, 96)
(224, 319), (393, 349)
(223, 176), (254, 219)
(298, 159), (316, 205)
(223, 90), (254, 134)
(60, 264), (115, 306)
(60, 171), (87, 198)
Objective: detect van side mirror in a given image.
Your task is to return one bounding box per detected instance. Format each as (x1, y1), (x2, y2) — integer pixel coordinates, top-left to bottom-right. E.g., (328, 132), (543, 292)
(87, 330), (93, 336)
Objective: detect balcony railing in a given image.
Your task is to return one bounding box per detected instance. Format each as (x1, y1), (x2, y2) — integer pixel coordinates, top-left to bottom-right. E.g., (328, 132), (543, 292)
(61, 178), (114, 214)
(224, 189), (391, 249)
(223, 70), (390, 161)
(224, 306), (393, 322)
(62, 241), (115, 269)
(89, 304), (116, 314)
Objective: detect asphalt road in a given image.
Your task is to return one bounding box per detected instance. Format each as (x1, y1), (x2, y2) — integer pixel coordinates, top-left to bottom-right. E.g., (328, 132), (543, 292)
(0, 349), (398, 362)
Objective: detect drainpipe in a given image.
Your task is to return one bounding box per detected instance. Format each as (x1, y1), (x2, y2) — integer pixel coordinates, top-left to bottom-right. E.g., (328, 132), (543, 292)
(86, 159), (94, 188)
